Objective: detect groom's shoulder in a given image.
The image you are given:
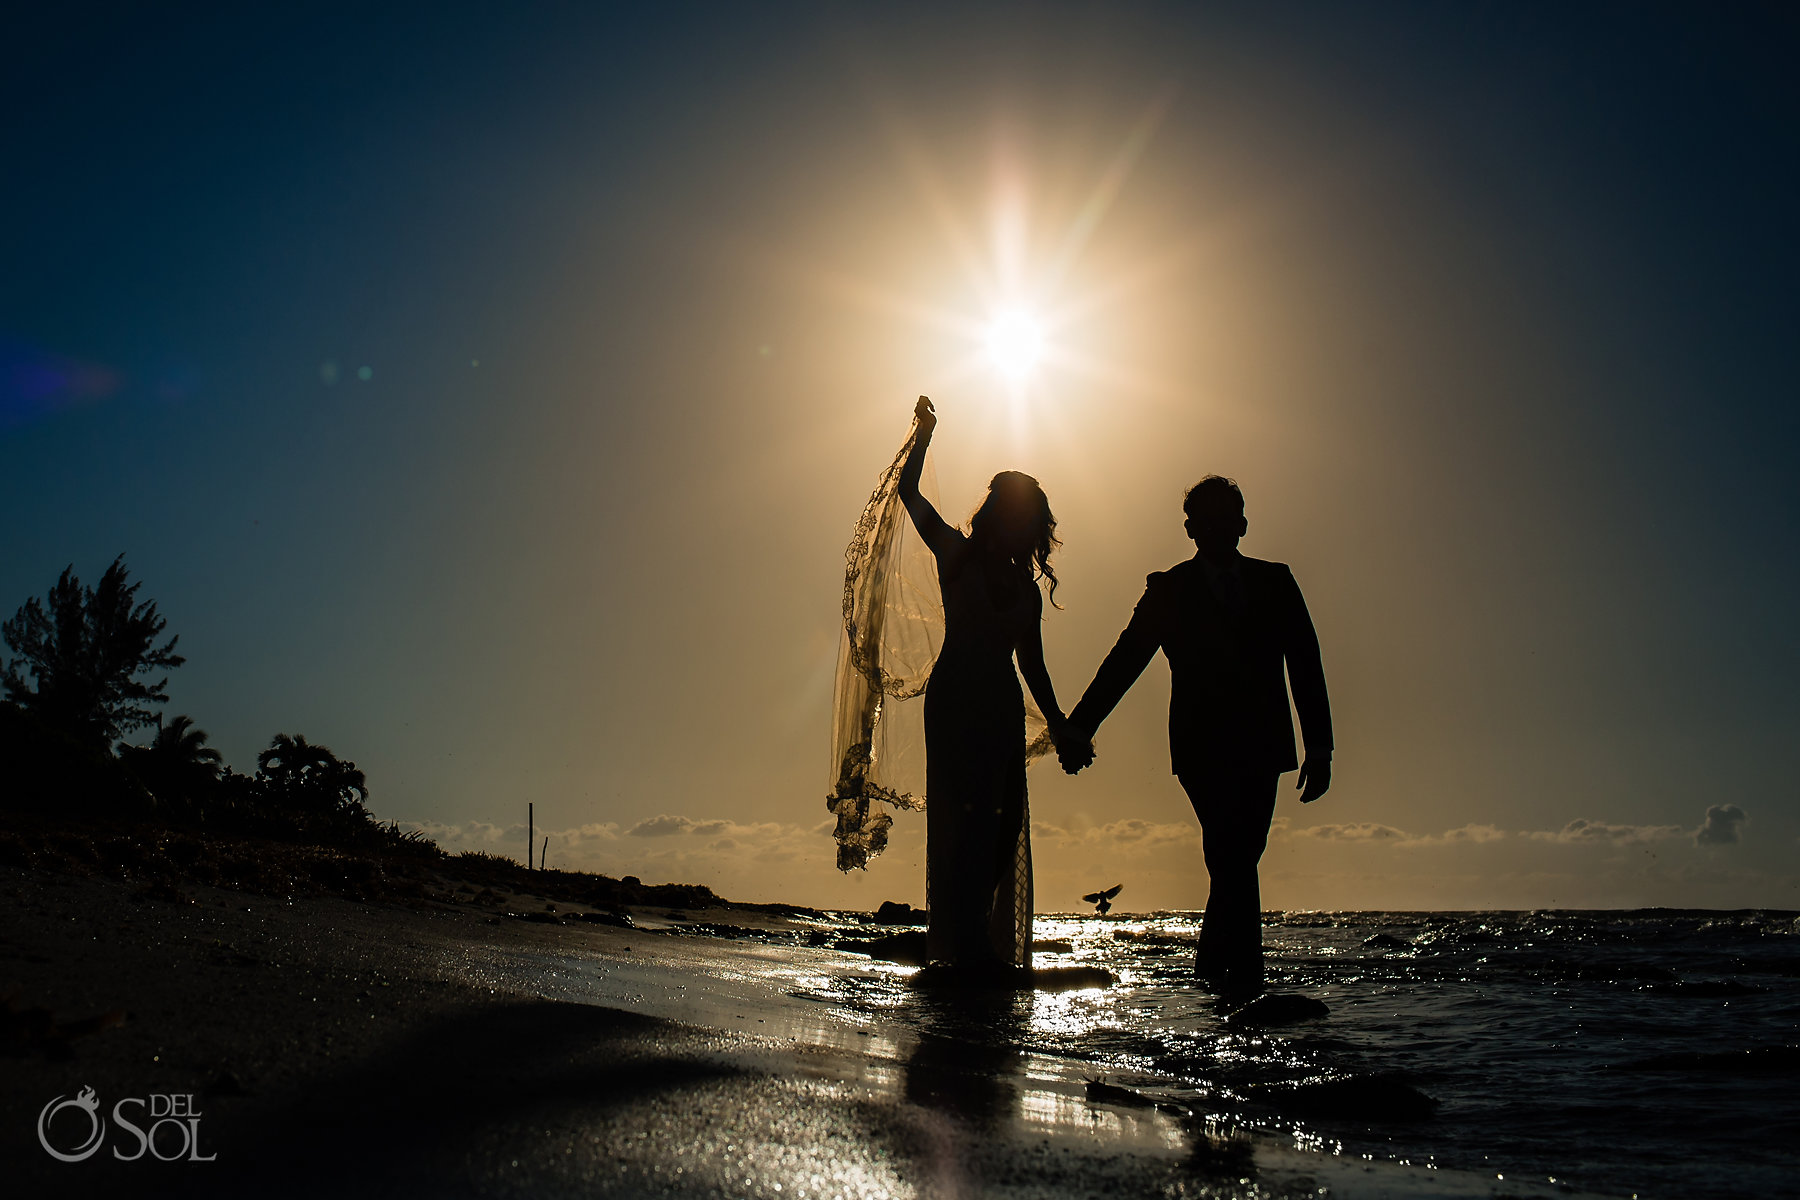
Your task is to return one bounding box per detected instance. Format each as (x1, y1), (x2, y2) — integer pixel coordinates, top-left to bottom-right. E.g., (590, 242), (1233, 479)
(1145, 559), (1196, 591)
(1240, 556), (1301, 595)
(1125, 563), (1182, 620)
(1136, 561), (1198, 614)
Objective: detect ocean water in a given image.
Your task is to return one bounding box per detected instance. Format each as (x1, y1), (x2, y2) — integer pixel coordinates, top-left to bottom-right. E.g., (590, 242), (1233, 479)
(796, 909), (1800, 1199)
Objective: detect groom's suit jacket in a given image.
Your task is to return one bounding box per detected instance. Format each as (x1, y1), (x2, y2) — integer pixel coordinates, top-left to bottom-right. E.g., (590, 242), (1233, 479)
(1069, 554), (1331, 777)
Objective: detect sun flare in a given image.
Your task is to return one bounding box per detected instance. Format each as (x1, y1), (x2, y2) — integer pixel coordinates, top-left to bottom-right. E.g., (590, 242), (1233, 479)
(984, 311), (1045, 380)
(781, 89), (1180, 411)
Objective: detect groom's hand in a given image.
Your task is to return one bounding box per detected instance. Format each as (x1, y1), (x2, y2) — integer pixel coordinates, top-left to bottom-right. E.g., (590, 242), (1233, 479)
(1297, 755), (1331, 803)
(1058, 747), (1093, 774)
(1056, 727), (1095, 775)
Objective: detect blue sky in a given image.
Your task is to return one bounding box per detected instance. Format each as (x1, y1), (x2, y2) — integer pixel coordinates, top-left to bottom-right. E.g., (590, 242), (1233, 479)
(3, 3), (1795, 908)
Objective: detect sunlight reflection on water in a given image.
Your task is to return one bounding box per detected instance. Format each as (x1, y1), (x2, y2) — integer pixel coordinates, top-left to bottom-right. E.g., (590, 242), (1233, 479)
(440, 906), (1800, 1200)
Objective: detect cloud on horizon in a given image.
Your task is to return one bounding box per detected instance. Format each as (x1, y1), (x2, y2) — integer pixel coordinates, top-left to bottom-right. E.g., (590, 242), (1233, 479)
(1294, 821), (1509, 847)
(1290, 807), (1744, 851)
(627, 814), (732, 838)
(1033, 817), (1201, 853)
(1695, 803), (1747, 846)
(398, 803), (1762, 910)
(1295, 822), (1409, 842)
(1523, 818), (1688, 845)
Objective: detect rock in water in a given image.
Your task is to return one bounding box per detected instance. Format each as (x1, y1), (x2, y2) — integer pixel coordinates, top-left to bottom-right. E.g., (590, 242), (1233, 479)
(1360, 933), (1410, 950)
(873, 901), (926, 926)
(1254, 1073), (1439, 1122)
(1223, 992), (1331, 1028)
(1085, 1079), (1155, 1108)
(834, 931), (929, 965)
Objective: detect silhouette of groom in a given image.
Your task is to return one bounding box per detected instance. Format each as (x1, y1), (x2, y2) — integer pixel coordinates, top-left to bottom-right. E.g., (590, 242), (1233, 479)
(1063, 476), (1332, 995)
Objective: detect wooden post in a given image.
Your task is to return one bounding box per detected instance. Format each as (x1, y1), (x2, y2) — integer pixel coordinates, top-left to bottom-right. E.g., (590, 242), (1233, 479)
(528, 802), (534, 870)
(541, 837), (549, 872)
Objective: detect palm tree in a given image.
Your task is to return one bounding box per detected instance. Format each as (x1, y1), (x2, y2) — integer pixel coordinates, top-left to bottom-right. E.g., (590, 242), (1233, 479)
(148, 714), (223, 773)
(255, 733), (369, 828)
(118, 713), (224, 810)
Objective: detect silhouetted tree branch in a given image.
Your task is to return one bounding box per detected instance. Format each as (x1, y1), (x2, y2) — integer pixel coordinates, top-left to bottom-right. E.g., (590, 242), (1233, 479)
(1, 556), (184, 749)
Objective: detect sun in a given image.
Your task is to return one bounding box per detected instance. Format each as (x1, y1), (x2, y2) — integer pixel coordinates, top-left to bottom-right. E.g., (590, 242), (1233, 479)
(984, 311), (1045, 380)
(779, 88), (1178, 409)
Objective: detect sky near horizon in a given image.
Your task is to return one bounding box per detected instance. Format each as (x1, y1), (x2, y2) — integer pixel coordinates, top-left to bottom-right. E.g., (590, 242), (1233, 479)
(3, 3), (1796, 911)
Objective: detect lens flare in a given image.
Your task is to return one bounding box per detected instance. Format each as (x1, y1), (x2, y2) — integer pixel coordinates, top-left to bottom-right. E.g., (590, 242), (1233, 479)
(985, 312), (1044, 379)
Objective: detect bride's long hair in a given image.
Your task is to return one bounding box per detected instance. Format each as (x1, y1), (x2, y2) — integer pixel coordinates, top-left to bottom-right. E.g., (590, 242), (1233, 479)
(967, 470), (1062, 608)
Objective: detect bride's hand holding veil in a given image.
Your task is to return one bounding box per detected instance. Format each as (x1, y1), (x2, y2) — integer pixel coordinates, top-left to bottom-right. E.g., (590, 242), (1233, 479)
(913, 394), (936, 434)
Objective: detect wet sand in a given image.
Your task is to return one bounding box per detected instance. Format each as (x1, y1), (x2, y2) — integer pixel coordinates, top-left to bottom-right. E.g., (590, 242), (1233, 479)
(2, 866), (1603, 1199)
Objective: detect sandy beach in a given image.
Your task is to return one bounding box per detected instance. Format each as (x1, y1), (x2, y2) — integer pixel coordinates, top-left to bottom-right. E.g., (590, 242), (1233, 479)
(1, 862), (1621, 1200)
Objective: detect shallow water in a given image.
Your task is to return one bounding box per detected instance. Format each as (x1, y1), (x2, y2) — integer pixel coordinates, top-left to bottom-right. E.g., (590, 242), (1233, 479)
(782, 909), (1800, 1200)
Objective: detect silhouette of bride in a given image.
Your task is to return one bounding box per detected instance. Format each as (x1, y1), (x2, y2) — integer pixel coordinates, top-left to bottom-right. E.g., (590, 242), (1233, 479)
(825, 397), (1089, 975)
(904, 397), (1087, 972)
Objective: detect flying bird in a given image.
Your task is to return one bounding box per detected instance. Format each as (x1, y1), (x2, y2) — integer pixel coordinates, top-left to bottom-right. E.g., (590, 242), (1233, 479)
(1082, 884), (1123, 915)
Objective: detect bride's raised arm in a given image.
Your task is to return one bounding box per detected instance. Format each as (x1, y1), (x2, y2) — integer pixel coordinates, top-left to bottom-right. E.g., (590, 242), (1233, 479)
(899, 396), (961, 558)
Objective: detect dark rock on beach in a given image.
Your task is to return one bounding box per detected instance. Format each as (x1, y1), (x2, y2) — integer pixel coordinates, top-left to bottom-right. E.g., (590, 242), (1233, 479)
(873, 900), (927, 925)
(571, 909), (634, 929)
(1223, 992), (1331, 1028)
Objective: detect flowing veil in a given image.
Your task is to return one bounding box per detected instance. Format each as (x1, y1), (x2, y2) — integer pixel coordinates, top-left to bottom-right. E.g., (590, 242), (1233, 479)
(827, 415), (1055, 874)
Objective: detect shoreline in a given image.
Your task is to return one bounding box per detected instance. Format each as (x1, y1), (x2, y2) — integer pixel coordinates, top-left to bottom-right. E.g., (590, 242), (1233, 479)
(3, 865), (1614, 1199)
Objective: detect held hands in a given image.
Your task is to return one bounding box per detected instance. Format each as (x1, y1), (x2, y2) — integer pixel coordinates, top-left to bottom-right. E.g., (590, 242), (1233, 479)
(1297, 755), (1331, 803)
(1053, 718), (1096, 775)
(913, 395), (937, 434)
(1058, 744), (1095, 775)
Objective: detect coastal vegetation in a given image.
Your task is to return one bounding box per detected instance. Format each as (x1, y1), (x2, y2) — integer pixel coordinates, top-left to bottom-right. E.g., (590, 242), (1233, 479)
(0, 557), (724, 913)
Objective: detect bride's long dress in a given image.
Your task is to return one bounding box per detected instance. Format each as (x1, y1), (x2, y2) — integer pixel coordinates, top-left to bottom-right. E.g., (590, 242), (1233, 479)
(825, 417), (1039, 969)
(923, 546), (1035, 968)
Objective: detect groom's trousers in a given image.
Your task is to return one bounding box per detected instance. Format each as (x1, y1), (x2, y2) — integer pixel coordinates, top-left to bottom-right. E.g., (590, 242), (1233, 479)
(1178, 768), (1280, 991)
